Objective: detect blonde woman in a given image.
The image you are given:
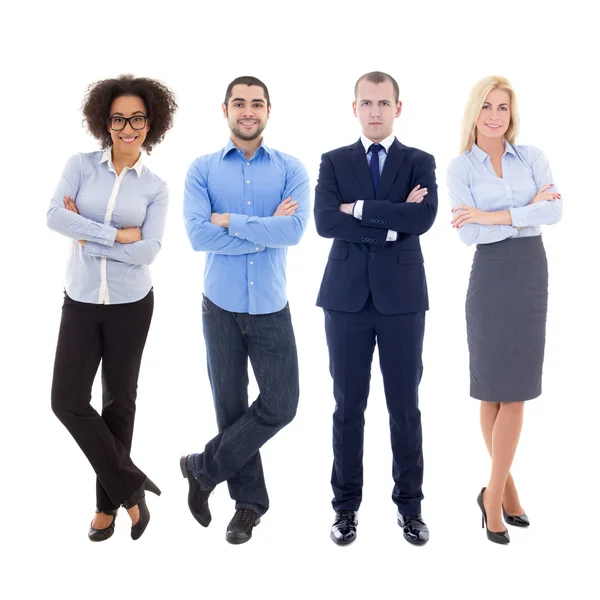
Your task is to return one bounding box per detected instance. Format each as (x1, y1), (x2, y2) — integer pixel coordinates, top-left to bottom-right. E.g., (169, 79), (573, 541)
(447, 76), (562, 544)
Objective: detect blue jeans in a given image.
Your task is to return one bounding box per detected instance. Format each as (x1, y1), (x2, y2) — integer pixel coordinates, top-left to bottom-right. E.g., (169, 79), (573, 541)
(188, 295), (299, 516)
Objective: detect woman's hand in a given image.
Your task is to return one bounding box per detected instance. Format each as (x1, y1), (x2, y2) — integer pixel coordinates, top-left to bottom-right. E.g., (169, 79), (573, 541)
(116, 228), (142, 244)
(532, 184), (561, 204)
(64, 196), (86, 244)
(64, 196), (79, 214)
(451, 206), (511, 228)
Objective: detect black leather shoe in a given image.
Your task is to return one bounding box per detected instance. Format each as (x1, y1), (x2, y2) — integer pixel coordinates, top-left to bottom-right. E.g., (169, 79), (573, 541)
(180, 455), (212, 527)
(226, 508), (261, 545)
(502, 507), (530, 527)
(88, 509), (118, 542)
(397, 512), (429, 545)
(122, 477), (161, 541)
(330, 510), (358, 545)
(477, 487), (510, 544)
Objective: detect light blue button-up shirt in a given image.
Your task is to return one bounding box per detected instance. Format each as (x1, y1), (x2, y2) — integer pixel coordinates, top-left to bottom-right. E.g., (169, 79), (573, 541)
(47, 149), (168, 304)
(447, 141), (562, 245)
(183, 139), (310, 315)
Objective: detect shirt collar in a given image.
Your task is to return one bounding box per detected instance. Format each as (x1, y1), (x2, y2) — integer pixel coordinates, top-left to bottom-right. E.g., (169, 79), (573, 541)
(471, 139), (516, 163)
(99, 147), (143, 177)
(222, 137), (273, 159)
(361, 132), (395, 154)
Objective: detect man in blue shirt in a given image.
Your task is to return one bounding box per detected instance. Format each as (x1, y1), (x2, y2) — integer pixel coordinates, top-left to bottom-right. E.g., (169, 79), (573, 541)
(181, 76), (310, 544)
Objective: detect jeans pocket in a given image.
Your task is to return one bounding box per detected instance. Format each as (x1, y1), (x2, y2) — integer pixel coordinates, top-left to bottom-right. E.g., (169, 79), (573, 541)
(201, 294), (213, 315)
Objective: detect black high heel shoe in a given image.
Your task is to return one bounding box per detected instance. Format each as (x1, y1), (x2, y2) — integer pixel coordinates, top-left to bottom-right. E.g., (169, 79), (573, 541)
(122, 477), (161, 541)
(502, 507), (530, 527)
(477, 487), (510, 545)
(88, 509), (118, 542)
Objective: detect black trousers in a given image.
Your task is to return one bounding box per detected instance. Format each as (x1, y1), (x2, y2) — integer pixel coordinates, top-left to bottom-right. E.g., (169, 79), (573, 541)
(51, 290), (154, 511)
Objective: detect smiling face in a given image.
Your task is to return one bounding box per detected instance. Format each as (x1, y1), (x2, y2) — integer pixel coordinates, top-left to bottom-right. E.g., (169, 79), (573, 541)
(223, 84), (270, 142)
(353, 79), (402, 142)
(107, 95), (150, 155)
(476, 89), (511, 143)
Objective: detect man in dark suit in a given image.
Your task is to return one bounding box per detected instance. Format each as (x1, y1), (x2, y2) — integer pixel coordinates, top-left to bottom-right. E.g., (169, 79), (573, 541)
(315, 71), (437, 546)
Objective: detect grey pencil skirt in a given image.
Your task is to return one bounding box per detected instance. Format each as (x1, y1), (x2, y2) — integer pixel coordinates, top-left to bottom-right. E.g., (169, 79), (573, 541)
(466, 235), (548, 402)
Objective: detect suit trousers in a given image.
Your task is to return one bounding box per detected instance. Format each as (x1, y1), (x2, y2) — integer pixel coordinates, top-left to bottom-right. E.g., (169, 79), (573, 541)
(51, 290), (153, 511)
(324, 295), (425, 516)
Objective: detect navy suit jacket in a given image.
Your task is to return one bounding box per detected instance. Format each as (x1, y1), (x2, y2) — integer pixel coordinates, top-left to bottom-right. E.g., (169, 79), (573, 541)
(315, 138), (437, 315)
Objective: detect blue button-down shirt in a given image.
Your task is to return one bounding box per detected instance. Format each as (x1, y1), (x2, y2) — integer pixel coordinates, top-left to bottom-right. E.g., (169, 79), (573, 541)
(183, 139), (310, 315)
(47, 149), (168, 304)
(447, 141), (563, 245)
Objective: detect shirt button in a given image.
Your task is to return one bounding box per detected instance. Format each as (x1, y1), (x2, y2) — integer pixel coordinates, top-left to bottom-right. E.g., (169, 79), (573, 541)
(370, 252), (376, 258)
(246, 180), (250, 184)
(250, 281), (254, 285)
(255, 247), (259, 251)
(247, 201), (251, 205)
(234, 232), (239, 236)
(250, 261), (254, 265)
(246, 162), (250, 166)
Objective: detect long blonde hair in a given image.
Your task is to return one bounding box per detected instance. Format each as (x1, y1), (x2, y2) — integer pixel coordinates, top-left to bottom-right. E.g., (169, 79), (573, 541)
(459, 75), (520, 154)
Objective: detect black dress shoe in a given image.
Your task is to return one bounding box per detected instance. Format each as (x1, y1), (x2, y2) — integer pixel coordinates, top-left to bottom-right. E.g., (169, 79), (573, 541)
(397, 512), (429, 545)
(477, 487), (510, 544)
(180, 455), (212, 527)
(330, 510), (358, 545)
(502, 507), (530, 527)
(122, 477), (161, 541)
(88, 509), (118, 542)
(226, 508), (261, 545)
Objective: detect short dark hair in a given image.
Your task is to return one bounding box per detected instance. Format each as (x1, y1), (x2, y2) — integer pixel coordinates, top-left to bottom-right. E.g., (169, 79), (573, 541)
(224, 76), (270, 107)
(354, 71), (400, 103)
(82, 74), (178, 154)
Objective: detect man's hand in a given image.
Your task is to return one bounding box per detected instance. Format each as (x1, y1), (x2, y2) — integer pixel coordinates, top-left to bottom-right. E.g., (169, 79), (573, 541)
(339, 203), (355, 215)
(116, 228), (142, 243)
(210, 213), (231, 228)
(406, 185), (428, 203)
(273, 197), (298, 216)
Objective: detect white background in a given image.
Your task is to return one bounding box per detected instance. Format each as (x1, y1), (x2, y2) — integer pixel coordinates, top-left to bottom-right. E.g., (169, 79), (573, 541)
(1, 1), (597, 598)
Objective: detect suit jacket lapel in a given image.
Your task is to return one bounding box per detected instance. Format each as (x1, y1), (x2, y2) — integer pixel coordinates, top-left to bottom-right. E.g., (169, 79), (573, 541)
(349, 140), (375, 199)
(377, 138), (407, 200)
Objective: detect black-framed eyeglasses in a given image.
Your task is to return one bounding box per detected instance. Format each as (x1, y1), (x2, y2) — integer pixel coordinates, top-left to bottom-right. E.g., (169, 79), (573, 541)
(108, 115), (148, 131)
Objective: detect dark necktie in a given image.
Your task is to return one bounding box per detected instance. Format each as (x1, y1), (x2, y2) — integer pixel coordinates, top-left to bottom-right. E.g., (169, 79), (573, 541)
(368, 143), (383, 191)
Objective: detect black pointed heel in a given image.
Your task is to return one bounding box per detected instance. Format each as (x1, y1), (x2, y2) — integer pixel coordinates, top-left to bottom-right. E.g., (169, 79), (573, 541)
(477, 487), (510, 545)
(122, 477), (161, 540)
(502, 507), (530, 527)
(88, 509), (118, 542)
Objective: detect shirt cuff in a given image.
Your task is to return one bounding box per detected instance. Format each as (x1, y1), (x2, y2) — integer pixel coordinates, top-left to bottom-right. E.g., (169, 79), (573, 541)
(228, 213), (248, 238)
(353, 200), (364, 220)
(386, 230), (397, 242)
(98, 225), (118, 247)
(84, 241), (108, 257)
(509, 207), (528, 229)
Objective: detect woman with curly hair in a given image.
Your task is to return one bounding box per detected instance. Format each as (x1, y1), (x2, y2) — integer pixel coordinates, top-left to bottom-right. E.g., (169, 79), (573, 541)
(47, 74), (177, 541)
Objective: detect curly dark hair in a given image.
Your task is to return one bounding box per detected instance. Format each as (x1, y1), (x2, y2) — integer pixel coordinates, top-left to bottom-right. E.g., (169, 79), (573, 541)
(82, 74), (177, 154)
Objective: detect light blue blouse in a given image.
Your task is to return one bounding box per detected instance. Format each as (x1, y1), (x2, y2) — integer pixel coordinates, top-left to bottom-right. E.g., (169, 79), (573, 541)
(47, 149), (168, 304)
(447, 141), (562, 245)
